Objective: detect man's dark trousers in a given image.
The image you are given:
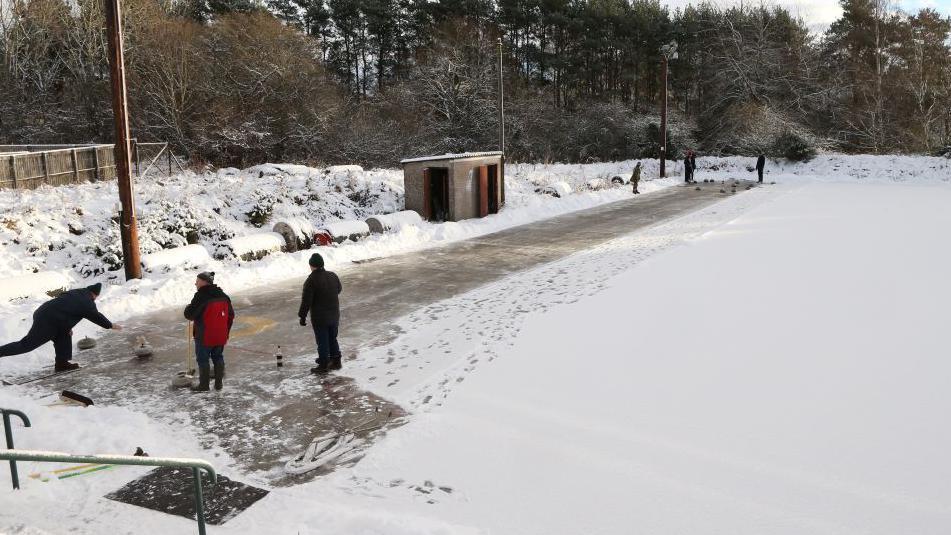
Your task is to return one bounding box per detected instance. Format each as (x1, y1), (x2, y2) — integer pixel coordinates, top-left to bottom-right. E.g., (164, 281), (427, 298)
(0, 321), (72, 363)
(312, 323), (340, 364)
(194, 342), (224, 367)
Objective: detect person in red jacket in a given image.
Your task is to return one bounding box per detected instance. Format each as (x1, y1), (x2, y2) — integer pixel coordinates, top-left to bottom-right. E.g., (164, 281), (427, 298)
(184, 272), (235, 392)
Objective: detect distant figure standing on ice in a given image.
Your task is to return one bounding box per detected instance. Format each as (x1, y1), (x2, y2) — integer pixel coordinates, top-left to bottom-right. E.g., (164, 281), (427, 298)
(756, 154), (766, 183)
(630, 162), (642, 194)
(0, 283), (121, 372)
(684, 150), (695, 183)
(184, 271), (235, 392)
(299, 253), (343, 375)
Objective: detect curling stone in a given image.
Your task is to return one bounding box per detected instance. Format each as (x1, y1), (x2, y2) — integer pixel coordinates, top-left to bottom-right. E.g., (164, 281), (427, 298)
(134, 336), (154, 358)
(172, 370), (194, 388)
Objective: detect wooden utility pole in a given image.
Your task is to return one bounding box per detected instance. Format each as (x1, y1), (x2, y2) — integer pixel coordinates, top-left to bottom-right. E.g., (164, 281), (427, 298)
(104, 0), (142, 280)
(659, 41), (678, 179)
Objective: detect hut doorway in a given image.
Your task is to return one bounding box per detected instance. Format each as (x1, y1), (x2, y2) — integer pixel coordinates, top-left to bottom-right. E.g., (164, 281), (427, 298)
(487, 164), (500, 214)
(478, 164), (501, 217)
(424, 167), (450, 222)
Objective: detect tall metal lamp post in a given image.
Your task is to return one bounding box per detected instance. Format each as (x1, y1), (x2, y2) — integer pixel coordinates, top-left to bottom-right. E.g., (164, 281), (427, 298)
(497, 37), (505, 157)
(498, 37), (506, 206)
(659, 41), (678, 178)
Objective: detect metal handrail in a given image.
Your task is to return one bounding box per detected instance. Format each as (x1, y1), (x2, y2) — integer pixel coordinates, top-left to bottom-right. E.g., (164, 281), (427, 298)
(0, 449), (217, 535)
(1, 408), (31, 489)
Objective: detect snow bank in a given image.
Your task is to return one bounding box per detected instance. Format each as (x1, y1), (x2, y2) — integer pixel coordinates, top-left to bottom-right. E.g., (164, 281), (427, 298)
(326, 165), (364, 174)
(540, 181), (573, 198)
(245, 163), (316, 177)
(140, 244), (210, 273)
(366, 210), (423, 233)
(0, 272), (69, 301)
(585, 178), (610, 190)
(219, 233), (285, 261)
(695, 153), (951, 181)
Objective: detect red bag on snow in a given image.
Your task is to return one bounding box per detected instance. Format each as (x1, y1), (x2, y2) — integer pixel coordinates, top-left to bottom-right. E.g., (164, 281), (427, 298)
(201, 300), (231, 346)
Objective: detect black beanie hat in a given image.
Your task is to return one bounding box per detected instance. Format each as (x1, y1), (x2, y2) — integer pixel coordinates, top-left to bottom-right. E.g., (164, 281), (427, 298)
(197, 271), (215, 284)
(308, 253), (324, 268)
(86, 282), (102, 295)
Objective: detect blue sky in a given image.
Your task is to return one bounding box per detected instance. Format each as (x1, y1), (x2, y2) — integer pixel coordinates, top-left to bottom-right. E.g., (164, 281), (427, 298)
(660, 1), (951, 28)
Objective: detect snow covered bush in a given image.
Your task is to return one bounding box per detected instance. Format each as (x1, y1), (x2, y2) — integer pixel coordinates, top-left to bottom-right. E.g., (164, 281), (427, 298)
(139, 199), (233, 249)
(628, 114), (698, 159)
(772, 131), (817, 162)
(218, 233), (286, 261)
(697, 102), (824, 157)
(141, 245), (212, 273)
(245, 188), (278, 227)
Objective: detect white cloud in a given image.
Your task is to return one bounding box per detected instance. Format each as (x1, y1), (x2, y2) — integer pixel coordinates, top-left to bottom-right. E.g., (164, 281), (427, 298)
(656, 0), (839, 28)
(658, 0), (951, 29)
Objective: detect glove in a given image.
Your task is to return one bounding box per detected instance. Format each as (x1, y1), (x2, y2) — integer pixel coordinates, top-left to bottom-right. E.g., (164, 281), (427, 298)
(299, 317), (307, 326)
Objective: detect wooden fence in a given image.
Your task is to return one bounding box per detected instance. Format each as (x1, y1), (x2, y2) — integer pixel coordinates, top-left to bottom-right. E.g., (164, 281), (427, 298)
(0, 143), (189, 190)
(0, 145), (117, 190)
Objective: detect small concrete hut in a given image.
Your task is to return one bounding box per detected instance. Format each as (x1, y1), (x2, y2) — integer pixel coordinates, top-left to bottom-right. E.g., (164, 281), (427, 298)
(401, 152), (505, 222)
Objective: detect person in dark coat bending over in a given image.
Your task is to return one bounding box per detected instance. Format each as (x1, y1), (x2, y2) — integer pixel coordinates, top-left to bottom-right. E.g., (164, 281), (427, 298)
(299, 253), (343, 375)
(0, 283), (122, 372)
(756, 154), (766, 183)
(184, 271), (235, 392)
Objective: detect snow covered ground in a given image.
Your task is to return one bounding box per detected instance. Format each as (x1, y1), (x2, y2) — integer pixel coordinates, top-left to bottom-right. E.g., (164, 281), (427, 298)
(1, 156), (947, 382)
(1, 155), (951, 533)
(331, 180), (951, 534)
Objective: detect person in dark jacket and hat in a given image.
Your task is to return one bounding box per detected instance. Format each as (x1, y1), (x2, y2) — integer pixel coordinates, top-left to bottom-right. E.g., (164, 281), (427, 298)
(683, 151), (694, 183)
(684, 150), (699, 183)
(756, 154), (766, 183)
(298, 253), (343, 374)
(0, 283), (122, 372)
(184, 272), (235, 392)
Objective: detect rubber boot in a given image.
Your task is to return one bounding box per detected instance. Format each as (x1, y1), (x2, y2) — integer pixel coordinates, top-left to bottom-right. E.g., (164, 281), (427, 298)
(310, 361), (331, 375)
(329, 356), (342, 371)
(213, 362), (224, 391)
(191, 365), (210, 392)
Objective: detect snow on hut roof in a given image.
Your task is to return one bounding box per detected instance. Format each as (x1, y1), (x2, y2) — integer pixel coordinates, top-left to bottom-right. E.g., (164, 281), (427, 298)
(400, 152), (503, 164)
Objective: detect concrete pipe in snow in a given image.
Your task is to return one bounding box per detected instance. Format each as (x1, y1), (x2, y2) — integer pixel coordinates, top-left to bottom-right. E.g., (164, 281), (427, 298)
(272, 222), (313, 252)
(365, 210), (423, 234)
